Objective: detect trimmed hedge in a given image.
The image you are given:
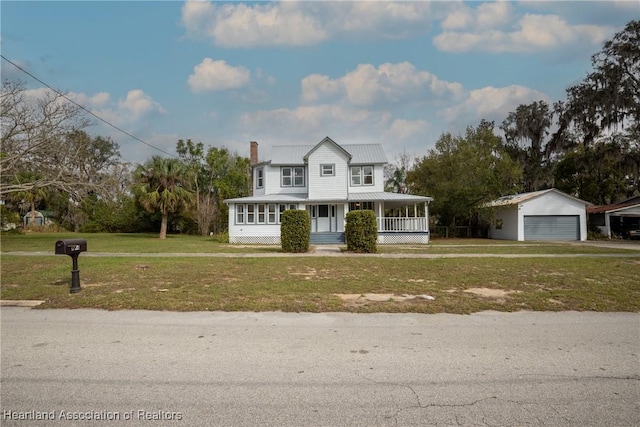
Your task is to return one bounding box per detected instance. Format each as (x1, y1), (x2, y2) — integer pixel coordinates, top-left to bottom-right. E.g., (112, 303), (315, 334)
(345, 210), (377, 253)
(281, 209), (310, 253)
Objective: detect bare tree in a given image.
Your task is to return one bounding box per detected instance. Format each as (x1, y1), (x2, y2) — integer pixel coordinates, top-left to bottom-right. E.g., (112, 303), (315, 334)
(1, 80), (96, 197)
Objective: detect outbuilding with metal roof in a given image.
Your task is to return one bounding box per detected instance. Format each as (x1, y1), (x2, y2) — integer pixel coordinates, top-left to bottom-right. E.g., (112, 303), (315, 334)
(484, 189), (591, 241)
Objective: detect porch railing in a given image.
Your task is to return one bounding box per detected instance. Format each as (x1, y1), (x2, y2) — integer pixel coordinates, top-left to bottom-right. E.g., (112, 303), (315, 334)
(377, 217), (428, 232)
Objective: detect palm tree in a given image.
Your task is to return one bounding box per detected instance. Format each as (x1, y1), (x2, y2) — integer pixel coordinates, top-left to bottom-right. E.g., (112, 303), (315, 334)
(132, 156), (193, 239)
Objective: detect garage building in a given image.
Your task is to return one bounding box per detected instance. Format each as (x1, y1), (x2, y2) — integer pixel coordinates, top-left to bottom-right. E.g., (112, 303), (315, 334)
(486, 189), (591, 241)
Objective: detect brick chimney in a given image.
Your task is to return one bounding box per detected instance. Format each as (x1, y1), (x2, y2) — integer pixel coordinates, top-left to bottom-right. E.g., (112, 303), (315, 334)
(249, 141), (258, 196)
(250, 141), (259, 165)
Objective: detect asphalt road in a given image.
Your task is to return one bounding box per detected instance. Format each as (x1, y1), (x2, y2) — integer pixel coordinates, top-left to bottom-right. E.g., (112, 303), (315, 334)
(1, 308), (638, 426)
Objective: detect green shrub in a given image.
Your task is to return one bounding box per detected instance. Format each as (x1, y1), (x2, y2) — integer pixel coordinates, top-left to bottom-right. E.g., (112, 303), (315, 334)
(345, 210), (377, 253)
(281, 209), (310, 253)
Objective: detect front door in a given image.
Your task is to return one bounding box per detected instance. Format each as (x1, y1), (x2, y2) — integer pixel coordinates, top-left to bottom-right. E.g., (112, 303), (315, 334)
(312, 204), (336, 232)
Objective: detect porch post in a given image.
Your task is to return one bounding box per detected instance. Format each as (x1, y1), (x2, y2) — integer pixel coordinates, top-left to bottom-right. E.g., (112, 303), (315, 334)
(378, 202), (383, 232)
(424, 202), (428, 232)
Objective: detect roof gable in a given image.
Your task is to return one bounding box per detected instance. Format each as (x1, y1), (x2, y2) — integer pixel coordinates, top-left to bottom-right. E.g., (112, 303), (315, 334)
(304, 136), (352, 162)
(267, 138), (387, 165)
(485, 188), (592, 208)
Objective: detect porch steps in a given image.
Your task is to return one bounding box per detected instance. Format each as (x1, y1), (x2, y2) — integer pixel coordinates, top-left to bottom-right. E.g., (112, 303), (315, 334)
(310, 232), (345, 245)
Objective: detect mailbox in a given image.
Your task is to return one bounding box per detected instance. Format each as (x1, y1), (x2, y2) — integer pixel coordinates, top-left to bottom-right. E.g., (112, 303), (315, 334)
(54, 238), (87, 293)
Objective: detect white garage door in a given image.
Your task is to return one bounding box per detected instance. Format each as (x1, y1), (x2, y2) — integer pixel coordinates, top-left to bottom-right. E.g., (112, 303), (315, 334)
(523, 215), (580, 240)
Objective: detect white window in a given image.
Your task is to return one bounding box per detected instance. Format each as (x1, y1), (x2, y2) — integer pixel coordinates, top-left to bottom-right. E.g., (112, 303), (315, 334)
(268, 204), (277, 224)
(350, 201), (374, 211)
(256, 168), (264, 189)
(282, 167), (305, 187)
(236, 204), (245, 224)
(247, 204), (255, 223)
(278, 204), (298, 222)
(321, 164), (335, 176)
(351, 166), (374, 186)
(257, 204), (266, 224)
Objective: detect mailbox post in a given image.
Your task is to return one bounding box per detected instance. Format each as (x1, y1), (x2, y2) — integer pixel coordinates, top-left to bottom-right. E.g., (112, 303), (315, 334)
(55, 238), (87, 293)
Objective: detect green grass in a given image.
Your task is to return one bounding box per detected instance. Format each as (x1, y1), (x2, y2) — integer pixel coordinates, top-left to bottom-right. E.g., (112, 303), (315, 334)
(2, 232), (638, 313)
(0, 232), (282, 254)
(1, 254), (639, 313)
(3, 232), (637, 254)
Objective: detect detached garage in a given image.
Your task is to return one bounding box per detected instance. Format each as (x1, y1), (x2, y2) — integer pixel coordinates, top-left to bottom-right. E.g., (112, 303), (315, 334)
(486, 189), (591, 241)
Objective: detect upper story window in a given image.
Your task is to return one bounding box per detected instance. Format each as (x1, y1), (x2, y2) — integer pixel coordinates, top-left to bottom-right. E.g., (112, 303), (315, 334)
(351, 166), (374, 186)
(282, 167), (305, 187)
(320, 164), (335, 177)
(256, 167), (264, 189)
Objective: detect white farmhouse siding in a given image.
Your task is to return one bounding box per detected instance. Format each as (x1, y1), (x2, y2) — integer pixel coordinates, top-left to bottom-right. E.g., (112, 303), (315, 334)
(225, 137), (433, 245)
(348, 164), (385, 193)
(487, 189), (590, 241)
(489, 206), (519, 241)
(306, 142), (349, 200)
(252, 164), (268, 197)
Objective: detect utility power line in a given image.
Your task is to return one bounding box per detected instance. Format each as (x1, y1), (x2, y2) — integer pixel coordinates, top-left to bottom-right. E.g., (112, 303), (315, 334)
(1, 54), (178, 160)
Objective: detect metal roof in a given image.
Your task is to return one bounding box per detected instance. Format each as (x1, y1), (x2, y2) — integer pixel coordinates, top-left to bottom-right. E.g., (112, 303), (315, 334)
(224, 192), (433, 205)
(224, 194), (308, 204)
(587, 201), (640, 214)
(484, 188), (592, 208)
(269, 141), (388, 165)
(348, 192), (433, 203)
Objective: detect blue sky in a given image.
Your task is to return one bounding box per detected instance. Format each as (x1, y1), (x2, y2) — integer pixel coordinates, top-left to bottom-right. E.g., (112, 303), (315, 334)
(2, 1), (637, 165)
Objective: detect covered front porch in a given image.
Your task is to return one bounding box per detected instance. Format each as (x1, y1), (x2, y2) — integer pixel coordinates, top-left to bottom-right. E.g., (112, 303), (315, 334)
(348, 192), (433, 244)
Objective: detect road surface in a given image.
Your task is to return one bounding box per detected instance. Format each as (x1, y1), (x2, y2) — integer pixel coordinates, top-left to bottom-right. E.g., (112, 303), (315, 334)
(1, 308), (638, 426)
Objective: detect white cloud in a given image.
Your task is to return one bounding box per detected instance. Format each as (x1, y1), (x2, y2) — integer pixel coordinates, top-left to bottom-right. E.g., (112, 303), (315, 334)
(384, 119), (430, 141)
(118, 89), (167, 120)
(439, 85), (550, 126)
(435, 8), (614, 53)
(68, 91), (110, 108)
(441, 1), (512, 31)
(188, 58), (251, 93)
(181, 0), (435, 48)
(301, 74), (342, 103)
(301, 62), (464, 107)
(181, 1), (327, 47)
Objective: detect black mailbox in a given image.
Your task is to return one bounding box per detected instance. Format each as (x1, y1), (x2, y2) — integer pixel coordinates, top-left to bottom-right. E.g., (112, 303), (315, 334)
(55, 238), (87, 255)
(55, 238), (87, 293)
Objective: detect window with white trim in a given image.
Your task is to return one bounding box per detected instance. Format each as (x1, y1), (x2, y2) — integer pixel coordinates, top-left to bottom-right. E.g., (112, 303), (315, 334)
(236, 203), (298, 224)
(247, 204), (255, 223)
(282, 167), (305, 187)
(268, 204), (277, 224)
(351, 166), (374, 186)
(321, 164), (335, 176)
(278, 204), (298, 222)
(236, 204), (245, 224)
(256, 168), (264, 189)
(350, 201), (374, 211)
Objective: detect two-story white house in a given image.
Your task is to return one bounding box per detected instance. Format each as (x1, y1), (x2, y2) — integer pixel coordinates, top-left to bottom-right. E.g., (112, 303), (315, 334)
(224, 137), (433, 245)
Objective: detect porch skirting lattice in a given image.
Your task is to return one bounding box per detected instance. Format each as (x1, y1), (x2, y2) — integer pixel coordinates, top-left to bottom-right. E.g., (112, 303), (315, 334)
(229, 233), (429, 245)
(229, 236), (281, 245)
(378, 232), (429, 244)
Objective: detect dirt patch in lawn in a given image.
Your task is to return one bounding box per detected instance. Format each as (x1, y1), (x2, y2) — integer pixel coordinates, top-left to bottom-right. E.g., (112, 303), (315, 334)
(463, 287), (521, 298)
(335, 293), (436, 306)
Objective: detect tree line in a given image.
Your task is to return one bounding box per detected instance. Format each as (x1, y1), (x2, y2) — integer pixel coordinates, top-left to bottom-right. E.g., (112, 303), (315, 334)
(0, 80), (249, 238)
(392, 20), (639, 233)
(2, 21), (638, 238)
